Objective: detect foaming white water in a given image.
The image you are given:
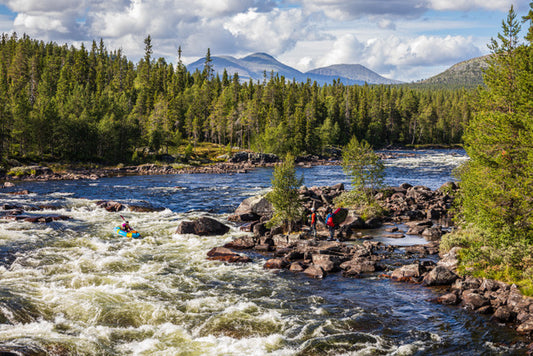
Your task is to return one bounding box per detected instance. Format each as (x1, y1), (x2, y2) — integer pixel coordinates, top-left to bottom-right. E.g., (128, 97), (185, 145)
(0, 159), (526, 355)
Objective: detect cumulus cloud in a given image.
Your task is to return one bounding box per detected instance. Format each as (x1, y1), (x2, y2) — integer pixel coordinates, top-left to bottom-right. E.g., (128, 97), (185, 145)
(223, 7), (311, 54)
(0, 0), (509, 81)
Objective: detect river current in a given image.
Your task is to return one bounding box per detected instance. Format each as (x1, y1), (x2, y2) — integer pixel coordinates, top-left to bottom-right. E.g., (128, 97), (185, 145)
(0, 149), (529, 355)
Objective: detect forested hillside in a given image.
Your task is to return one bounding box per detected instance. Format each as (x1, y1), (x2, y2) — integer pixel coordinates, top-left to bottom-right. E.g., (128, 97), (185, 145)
(0, 33), (473, 164)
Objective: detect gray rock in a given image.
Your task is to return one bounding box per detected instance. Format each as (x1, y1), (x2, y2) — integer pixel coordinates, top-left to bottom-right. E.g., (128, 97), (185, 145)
(303, 265), (325, 279)
(391, 264), (422, 280)
(234, 195), (273, 216)
(422, 266), (458, 286)
(177, 217), (230, 236)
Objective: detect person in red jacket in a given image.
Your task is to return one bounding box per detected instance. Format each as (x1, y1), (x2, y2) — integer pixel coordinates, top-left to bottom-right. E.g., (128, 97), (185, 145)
(309, 207), (317, 239)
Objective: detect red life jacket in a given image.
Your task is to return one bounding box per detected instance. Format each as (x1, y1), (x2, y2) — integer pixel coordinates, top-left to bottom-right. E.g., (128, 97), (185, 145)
(311, 212), (316, 224)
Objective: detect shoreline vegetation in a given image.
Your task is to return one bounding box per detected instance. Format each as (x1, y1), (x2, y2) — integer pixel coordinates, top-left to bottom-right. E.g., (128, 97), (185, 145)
(0, 144), (463, 183)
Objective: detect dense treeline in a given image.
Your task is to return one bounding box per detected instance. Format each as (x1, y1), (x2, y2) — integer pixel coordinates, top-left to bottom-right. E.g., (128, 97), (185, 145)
(443, 3), (533, 292)
(0, 33), (473, 164)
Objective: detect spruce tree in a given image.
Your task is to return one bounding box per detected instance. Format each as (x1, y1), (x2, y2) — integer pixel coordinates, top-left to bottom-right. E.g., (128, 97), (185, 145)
(452, 4), (533, 284)
(266, 153), (303, 233)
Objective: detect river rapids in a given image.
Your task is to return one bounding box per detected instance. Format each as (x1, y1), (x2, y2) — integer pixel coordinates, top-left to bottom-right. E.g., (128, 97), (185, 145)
(0, 150), (530, 355)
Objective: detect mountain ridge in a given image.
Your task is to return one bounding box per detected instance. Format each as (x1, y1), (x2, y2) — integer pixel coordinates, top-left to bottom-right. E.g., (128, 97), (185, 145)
(187, 52), (400, 85)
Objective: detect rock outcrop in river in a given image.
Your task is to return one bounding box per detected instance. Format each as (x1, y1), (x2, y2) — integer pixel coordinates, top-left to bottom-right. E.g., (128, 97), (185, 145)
(214, 182), (533, 337)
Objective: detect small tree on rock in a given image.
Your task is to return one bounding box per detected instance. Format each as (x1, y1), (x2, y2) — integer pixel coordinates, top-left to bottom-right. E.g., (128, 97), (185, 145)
(337, 136), (385, 218)
(266, 153), (303, 233)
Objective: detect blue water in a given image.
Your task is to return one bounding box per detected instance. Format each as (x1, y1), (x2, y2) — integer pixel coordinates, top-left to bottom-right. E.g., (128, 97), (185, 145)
(6, 149), (467, 214)
(1, 149), (528, 355)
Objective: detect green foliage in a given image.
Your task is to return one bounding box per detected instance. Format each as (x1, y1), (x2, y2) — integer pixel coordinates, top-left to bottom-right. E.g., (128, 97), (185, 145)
(447, 4), (533, 292)
(0, 33), (474, 164)
(184, 143), (194, 158)
(266, 153), (304, 233)
(341, 136), (384, 204)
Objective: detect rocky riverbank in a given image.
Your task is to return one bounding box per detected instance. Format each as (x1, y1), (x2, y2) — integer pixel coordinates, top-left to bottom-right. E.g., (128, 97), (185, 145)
(208, 182), (533, 340)
(0, 150), (422, 184)
(0, 152), (340, 183)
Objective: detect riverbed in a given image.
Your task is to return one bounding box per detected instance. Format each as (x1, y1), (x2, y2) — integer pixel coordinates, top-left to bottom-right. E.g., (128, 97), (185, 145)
(0, 149), (529, 355)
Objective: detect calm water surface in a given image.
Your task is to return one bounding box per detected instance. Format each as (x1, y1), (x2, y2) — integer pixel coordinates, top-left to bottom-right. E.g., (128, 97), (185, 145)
(0, 150), (529, 355)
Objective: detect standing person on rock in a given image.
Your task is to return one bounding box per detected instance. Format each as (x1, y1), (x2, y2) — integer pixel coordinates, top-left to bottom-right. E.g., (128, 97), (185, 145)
(308, 207), (317, 239)
(325, 207), (336, 241)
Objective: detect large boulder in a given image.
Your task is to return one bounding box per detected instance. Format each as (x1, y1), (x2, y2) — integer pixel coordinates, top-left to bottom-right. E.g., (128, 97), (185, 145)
(303, 265), (325, 279)
(234, 195), (273, 217)
(312, 254), (341, 273)
(422, 266), (458, 286)
(391, 264), (423, 281)
(176, 217), (230, 236)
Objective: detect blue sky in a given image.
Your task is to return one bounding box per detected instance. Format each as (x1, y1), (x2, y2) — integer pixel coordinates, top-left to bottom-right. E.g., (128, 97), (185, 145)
(0, 0), (530, 82)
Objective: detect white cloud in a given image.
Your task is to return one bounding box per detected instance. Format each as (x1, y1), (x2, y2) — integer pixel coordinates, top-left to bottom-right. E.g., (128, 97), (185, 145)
(0, 0), (512, 82)
(14, 12), (69, 33)
(428, 0), (519, 11)
(223, 7), (310, 54)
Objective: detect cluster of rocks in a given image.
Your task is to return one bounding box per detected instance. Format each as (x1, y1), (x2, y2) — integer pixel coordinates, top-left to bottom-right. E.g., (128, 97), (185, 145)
(207, 182), (533, 337)
(95, 200), (165, 213)
(227, 182), (456, 242)
(379, 182), (456, 225)
(393, 247), (533, 335)
(1, 198), (69, 224)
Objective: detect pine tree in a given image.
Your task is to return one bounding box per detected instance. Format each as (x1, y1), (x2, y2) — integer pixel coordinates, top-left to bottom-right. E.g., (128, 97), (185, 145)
(266, 153), (304, 233)
(452, 4), (533, 284)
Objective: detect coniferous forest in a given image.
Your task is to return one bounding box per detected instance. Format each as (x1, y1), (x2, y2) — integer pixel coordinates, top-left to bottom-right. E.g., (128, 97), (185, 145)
(0, 33), (473, 164)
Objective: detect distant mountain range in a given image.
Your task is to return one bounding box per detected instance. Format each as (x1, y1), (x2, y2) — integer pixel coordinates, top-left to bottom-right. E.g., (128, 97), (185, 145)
(186, 52), (488, 88)
(186, 52), (402, 85)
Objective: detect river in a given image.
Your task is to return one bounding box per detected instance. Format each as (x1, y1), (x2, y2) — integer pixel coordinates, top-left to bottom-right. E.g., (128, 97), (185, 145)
(0, 149), (529, 355)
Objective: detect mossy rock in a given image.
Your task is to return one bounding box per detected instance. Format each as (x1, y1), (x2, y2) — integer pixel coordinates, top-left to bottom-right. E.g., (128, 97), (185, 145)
(7, 165), (53, 177)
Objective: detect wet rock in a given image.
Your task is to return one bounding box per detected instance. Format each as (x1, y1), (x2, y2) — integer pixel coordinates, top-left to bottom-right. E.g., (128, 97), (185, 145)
(383, 233), (404, 239)
(437, 292), (459, 305)
(224, 236), (257, 250)
(7, 190), (31, 195)
(127, 203), (165, 212)
(462, 290), (489, 311)
(404, 245), (428, 256)
(517, 319), (533, 334)
(406, 225), (426, 235)
(493, 306), (514, 323)
(422, 227), (443, 241)
(207, 247), (251, 263)
(177, 217), (230, 236)
(264, 258), (289, 269)
(391, 263), (422, 281)
(289, 262), (305, 272)
(452, 277), (481, 291)
(340, 258), (377, 274)
(96, 200), (124, 212)
(312, 254), (341, 273)
(422, 266), (458, 286)
(303, 265), (325, 279)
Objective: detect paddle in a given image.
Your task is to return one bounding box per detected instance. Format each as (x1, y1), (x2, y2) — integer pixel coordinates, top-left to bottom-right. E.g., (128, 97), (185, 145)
(119, 215), (134, 232)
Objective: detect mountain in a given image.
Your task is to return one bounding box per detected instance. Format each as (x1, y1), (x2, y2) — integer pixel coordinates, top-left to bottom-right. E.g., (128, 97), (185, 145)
(414, 55), (490, 88)
(306, 64), (402, 85)
(186, 52), (401, 85)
